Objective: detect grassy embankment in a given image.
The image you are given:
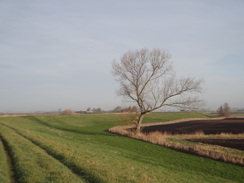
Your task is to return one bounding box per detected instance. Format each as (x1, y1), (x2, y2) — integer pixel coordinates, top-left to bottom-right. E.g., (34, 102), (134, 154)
(0, 112), (243, 183)
(0, 135), (12, 183)
(110, 113), (244, 165)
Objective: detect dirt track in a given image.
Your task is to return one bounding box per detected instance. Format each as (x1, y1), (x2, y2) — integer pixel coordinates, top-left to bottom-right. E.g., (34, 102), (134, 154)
(142, 118), (244, 135)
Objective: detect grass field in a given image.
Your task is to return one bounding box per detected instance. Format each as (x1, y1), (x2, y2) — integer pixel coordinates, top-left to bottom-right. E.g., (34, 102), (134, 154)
(0, 112), (243, 183)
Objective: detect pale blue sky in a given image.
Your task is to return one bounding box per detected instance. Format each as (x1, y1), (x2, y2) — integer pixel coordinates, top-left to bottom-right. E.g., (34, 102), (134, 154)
(0, 0), (244, 112)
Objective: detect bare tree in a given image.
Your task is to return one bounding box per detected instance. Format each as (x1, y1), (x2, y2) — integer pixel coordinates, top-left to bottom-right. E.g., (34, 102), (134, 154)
(113, 106), (122, 113)
(223, 103), (230, 117)
(112, 48), (204, 131)
(217, 105), (224, 117)
(218, 102), (230, 117)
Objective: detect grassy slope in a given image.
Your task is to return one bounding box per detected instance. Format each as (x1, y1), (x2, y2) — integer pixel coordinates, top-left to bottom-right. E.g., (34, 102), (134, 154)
(0, 136), (12, 183)
(0, 125), (85, 183)
(0, 113), (243, 183)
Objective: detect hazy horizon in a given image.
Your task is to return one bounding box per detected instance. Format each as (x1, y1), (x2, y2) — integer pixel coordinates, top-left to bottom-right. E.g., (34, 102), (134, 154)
(1, 0), (244, 113)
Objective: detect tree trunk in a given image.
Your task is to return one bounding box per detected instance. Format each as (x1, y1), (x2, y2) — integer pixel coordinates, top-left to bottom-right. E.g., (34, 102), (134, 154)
(136, 113), (145, 132)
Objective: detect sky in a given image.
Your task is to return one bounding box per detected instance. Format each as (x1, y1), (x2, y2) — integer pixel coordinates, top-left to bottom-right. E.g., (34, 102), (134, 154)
(0, 0), (244, 113)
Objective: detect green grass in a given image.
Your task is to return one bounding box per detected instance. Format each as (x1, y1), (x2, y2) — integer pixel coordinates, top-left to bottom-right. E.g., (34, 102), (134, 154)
(143, 112), (217, 123)
(0, 112), (243, 183)
(0, 125), (85, 183)
(0, 136), (12, 183)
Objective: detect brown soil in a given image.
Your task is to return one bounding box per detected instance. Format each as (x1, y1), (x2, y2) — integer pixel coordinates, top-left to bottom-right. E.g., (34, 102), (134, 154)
(142, 118), (244, 135)
(142, 118), (244, 151)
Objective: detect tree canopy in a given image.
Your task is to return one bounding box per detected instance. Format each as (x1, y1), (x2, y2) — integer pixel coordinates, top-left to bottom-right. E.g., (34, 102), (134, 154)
(112, 48), (204, 131)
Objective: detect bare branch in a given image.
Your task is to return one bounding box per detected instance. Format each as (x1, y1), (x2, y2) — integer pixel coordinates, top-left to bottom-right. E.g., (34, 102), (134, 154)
(112, 48), (204, 131)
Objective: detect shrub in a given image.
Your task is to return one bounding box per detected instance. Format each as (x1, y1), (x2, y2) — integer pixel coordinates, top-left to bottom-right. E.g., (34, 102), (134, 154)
(217, 103), (230, 117)
(62, 109), (75, 115)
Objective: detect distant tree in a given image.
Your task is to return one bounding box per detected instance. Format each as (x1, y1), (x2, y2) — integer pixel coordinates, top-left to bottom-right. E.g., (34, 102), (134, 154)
(122, 106), (138, 113)
(131, 106), (138, 112)
(87, 107), (91, 111)
(217, 105), (224, 117)
(223, 103), (230, 117)
(218, 103), (230, 117)
(112, 48), (204, 131)
(96, 108), (101, 113)
(113, 106), (122, 113)
(93, 108), (102, 113)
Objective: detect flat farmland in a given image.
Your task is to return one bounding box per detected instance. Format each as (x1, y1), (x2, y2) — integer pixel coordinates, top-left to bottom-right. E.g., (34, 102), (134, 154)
(142, 118), (244, 150)
(0, 113), (243, 183)
(142, 118), (244, 135)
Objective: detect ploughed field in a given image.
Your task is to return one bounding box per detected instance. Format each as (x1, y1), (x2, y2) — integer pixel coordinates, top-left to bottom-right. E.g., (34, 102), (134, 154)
(142, 118), (244, 151)
(187, 138), (244, 151)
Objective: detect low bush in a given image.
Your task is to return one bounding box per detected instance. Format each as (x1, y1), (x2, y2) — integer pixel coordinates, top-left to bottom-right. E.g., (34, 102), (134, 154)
(62, 109), (75, 115)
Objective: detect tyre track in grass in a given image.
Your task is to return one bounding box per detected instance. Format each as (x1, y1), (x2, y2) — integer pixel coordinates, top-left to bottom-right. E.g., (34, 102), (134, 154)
(0, 135), (16, 183)
(0, 123), (104, 183)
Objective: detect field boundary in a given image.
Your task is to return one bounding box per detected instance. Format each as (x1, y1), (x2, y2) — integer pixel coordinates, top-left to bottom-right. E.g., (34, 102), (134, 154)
(109, 117), (244, 166)
(111, 117), (225, 131)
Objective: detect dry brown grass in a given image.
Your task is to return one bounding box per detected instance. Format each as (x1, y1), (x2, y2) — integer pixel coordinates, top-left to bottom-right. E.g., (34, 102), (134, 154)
(0, 114), (28, 117)
(62, 109), (75, 115)
(109, 123), (244, 166)
(174, 131), (244, 139)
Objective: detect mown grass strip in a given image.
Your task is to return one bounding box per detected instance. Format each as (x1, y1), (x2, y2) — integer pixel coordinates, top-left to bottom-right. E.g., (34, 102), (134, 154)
(1, 123), (104, 183)
(0, 124), (85, 183)
(0, 135), (14, 183)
